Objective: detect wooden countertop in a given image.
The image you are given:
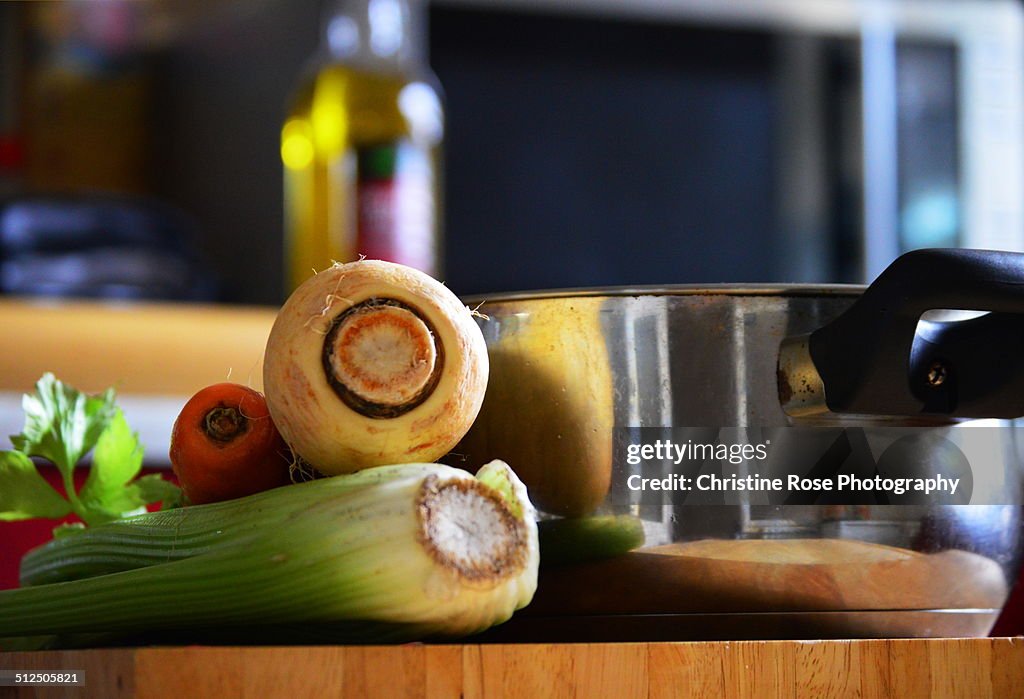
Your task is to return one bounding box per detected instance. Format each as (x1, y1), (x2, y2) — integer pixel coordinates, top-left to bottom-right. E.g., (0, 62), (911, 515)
(3, 638), (1022, 698)
(0, 299), (277, 395)
(0, 299), (277, 465)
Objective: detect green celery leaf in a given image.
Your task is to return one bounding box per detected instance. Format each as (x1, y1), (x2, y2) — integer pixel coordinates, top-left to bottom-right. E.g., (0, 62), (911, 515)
(4, 373), (181, 528)
(0, 451), (71, 521)
(78, 411), (181, 523)
(131, 473), (183, 510)
(52, 522), (86, 539)
(10, 373), (116, 478)
(78, 408), (145, 524)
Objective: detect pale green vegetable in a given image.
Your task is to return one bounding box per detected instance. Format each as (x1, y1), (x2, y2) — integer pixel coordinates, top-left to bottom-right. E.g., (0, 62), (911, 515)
(538, 514), (645, 568)
(1, 460), (538, 643)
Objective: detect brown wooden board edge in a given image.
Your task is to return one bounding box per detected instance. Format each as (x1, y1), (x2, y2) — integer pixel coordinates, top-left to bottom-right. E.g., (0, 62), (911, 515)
(1, 638), (1022, 698)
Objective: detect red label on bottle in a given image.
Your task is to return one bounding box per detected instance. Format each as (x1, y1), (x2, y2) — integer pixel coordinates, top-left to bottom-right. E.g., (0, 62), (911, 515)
(356, 143), (435, 274)
(358, 180), (397, 257)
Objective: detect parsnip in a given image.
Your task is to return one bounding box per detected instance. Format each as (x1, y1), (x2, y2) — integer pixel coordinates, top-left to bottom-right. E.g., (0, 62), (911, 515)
(263, 260), (488, 474)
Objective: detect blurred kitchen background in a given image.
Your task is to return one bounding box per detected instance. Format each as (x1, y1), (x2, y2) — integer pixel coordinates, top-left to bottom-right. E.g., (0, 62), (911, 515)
(4, 0), (1024, 633)
(2, 0), (1022, 304)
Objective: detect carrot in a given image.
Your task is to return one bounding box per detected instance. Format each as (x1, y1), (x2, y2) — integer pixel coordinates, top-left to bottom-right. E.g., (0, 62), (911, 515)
(169, 383), (291, 505)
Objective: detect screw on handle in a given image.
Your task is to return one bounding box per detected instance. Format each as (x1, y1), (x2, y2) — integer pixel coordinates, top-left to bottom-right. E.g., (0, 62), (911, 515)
(805, 249), (1024, 418)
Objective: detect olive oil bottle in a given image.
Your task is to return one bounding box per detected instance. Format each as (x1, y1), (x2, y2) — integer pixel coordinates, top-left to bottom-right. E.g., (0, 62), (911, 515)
(282, 0), (443, 293)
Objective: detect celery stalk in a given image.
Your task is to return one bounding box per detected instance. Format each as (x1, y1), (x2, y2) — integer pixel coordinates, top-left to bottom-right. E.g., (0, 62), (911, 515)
(1, 461), (538, 642)
(21, 462), (445, 586)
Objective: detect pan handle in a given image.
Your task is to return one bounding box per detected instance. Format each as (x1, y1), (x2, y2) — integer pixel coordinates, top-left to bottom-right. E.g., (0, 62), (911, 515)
(780, 248), (1024, 418)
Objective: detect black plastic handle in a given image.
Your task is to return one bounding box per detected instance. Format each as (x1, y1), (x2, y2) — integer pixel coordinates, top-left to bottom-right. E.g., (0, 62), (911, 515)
(809, 248), (1024, 418)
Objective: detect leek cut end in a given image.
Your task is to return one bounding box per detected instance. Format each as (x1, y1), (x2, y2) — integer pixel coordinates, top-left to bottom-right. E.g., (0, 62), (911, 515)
(417, 475), (528, 584)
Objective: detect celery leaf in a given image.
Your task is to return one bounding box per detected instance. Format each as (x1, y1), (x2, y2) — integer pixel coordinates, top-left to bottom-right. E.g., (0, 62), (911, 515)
(78, 408), (147, 523)
(52, 522), (86, 538)
(131, 473), (183, 509)
(4, 374), (181, 527)
(11, 373), (116, 478)
(0, 451), (71, 521)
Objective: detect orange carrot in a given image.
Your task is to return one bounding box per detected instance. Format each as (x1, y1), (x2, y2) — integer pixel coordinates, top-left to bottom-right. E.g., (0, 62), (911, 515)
(169, 383), (291, 505)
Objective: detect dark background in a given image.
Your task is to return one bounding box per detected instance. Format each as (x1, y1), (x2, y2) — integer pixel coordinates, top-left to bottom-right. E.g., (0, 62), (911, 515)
(151, 2), (780, 302)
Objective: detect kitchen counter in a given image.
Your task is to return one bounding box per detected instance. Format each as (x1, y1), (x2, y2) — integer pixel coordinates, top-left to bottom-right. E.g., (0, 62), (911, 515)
(0, 299), (276, 465)
(2, 638), (1022, 698)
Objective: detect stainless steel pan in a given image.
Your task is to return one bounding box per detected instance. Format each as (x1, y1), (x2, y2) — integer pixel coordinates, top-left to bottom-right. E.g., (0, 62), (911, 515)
(456, 249), (1024, 640)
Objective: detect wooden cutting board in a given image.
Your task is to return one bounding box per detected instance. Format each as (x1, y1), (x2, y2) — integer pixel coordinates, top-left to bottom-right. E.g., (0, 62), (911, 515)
(528, 538), (1008, 617)
(2, 639), (1021, 698)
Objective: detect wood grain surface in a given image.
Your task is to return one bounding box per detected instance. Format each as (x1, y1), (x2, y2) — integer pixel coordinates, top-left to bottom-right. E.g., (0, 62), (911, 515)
(529, 540), (1008, 616)
(2, 639), (1022, 698)
(0, 300), (276, 396)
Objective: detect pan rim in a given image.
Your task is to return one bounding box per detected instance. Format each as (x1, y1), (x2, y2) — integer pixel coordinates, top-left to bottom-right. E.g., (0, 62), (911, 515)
(461, 283), (866, 304)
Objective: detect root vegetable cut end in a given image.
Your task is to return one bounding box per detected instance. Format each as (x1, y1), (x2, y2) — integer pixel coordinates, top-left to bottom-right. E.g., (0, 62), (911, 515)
(203, 405), (249, 443)
(263, 260), (489, 475)
(417, 476), (529, 584)
(323, 298), (444, 418)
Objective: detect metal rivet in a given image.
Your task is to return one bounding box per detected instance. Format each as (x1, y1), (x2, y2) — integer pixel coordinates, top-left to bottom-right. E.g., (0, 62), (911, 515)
(926, 361), (949, 387)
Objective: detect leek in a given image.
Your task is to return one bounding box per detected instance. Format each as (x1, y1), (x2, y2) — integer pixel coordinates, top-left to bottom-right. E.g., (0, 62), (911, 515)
(1, 461), (538, 642)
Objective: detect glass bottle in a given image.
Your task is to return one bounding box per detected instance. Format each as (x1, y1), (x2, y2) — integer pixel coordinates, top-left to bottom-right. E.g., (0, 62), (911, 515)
(282, 0), (443, 293)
